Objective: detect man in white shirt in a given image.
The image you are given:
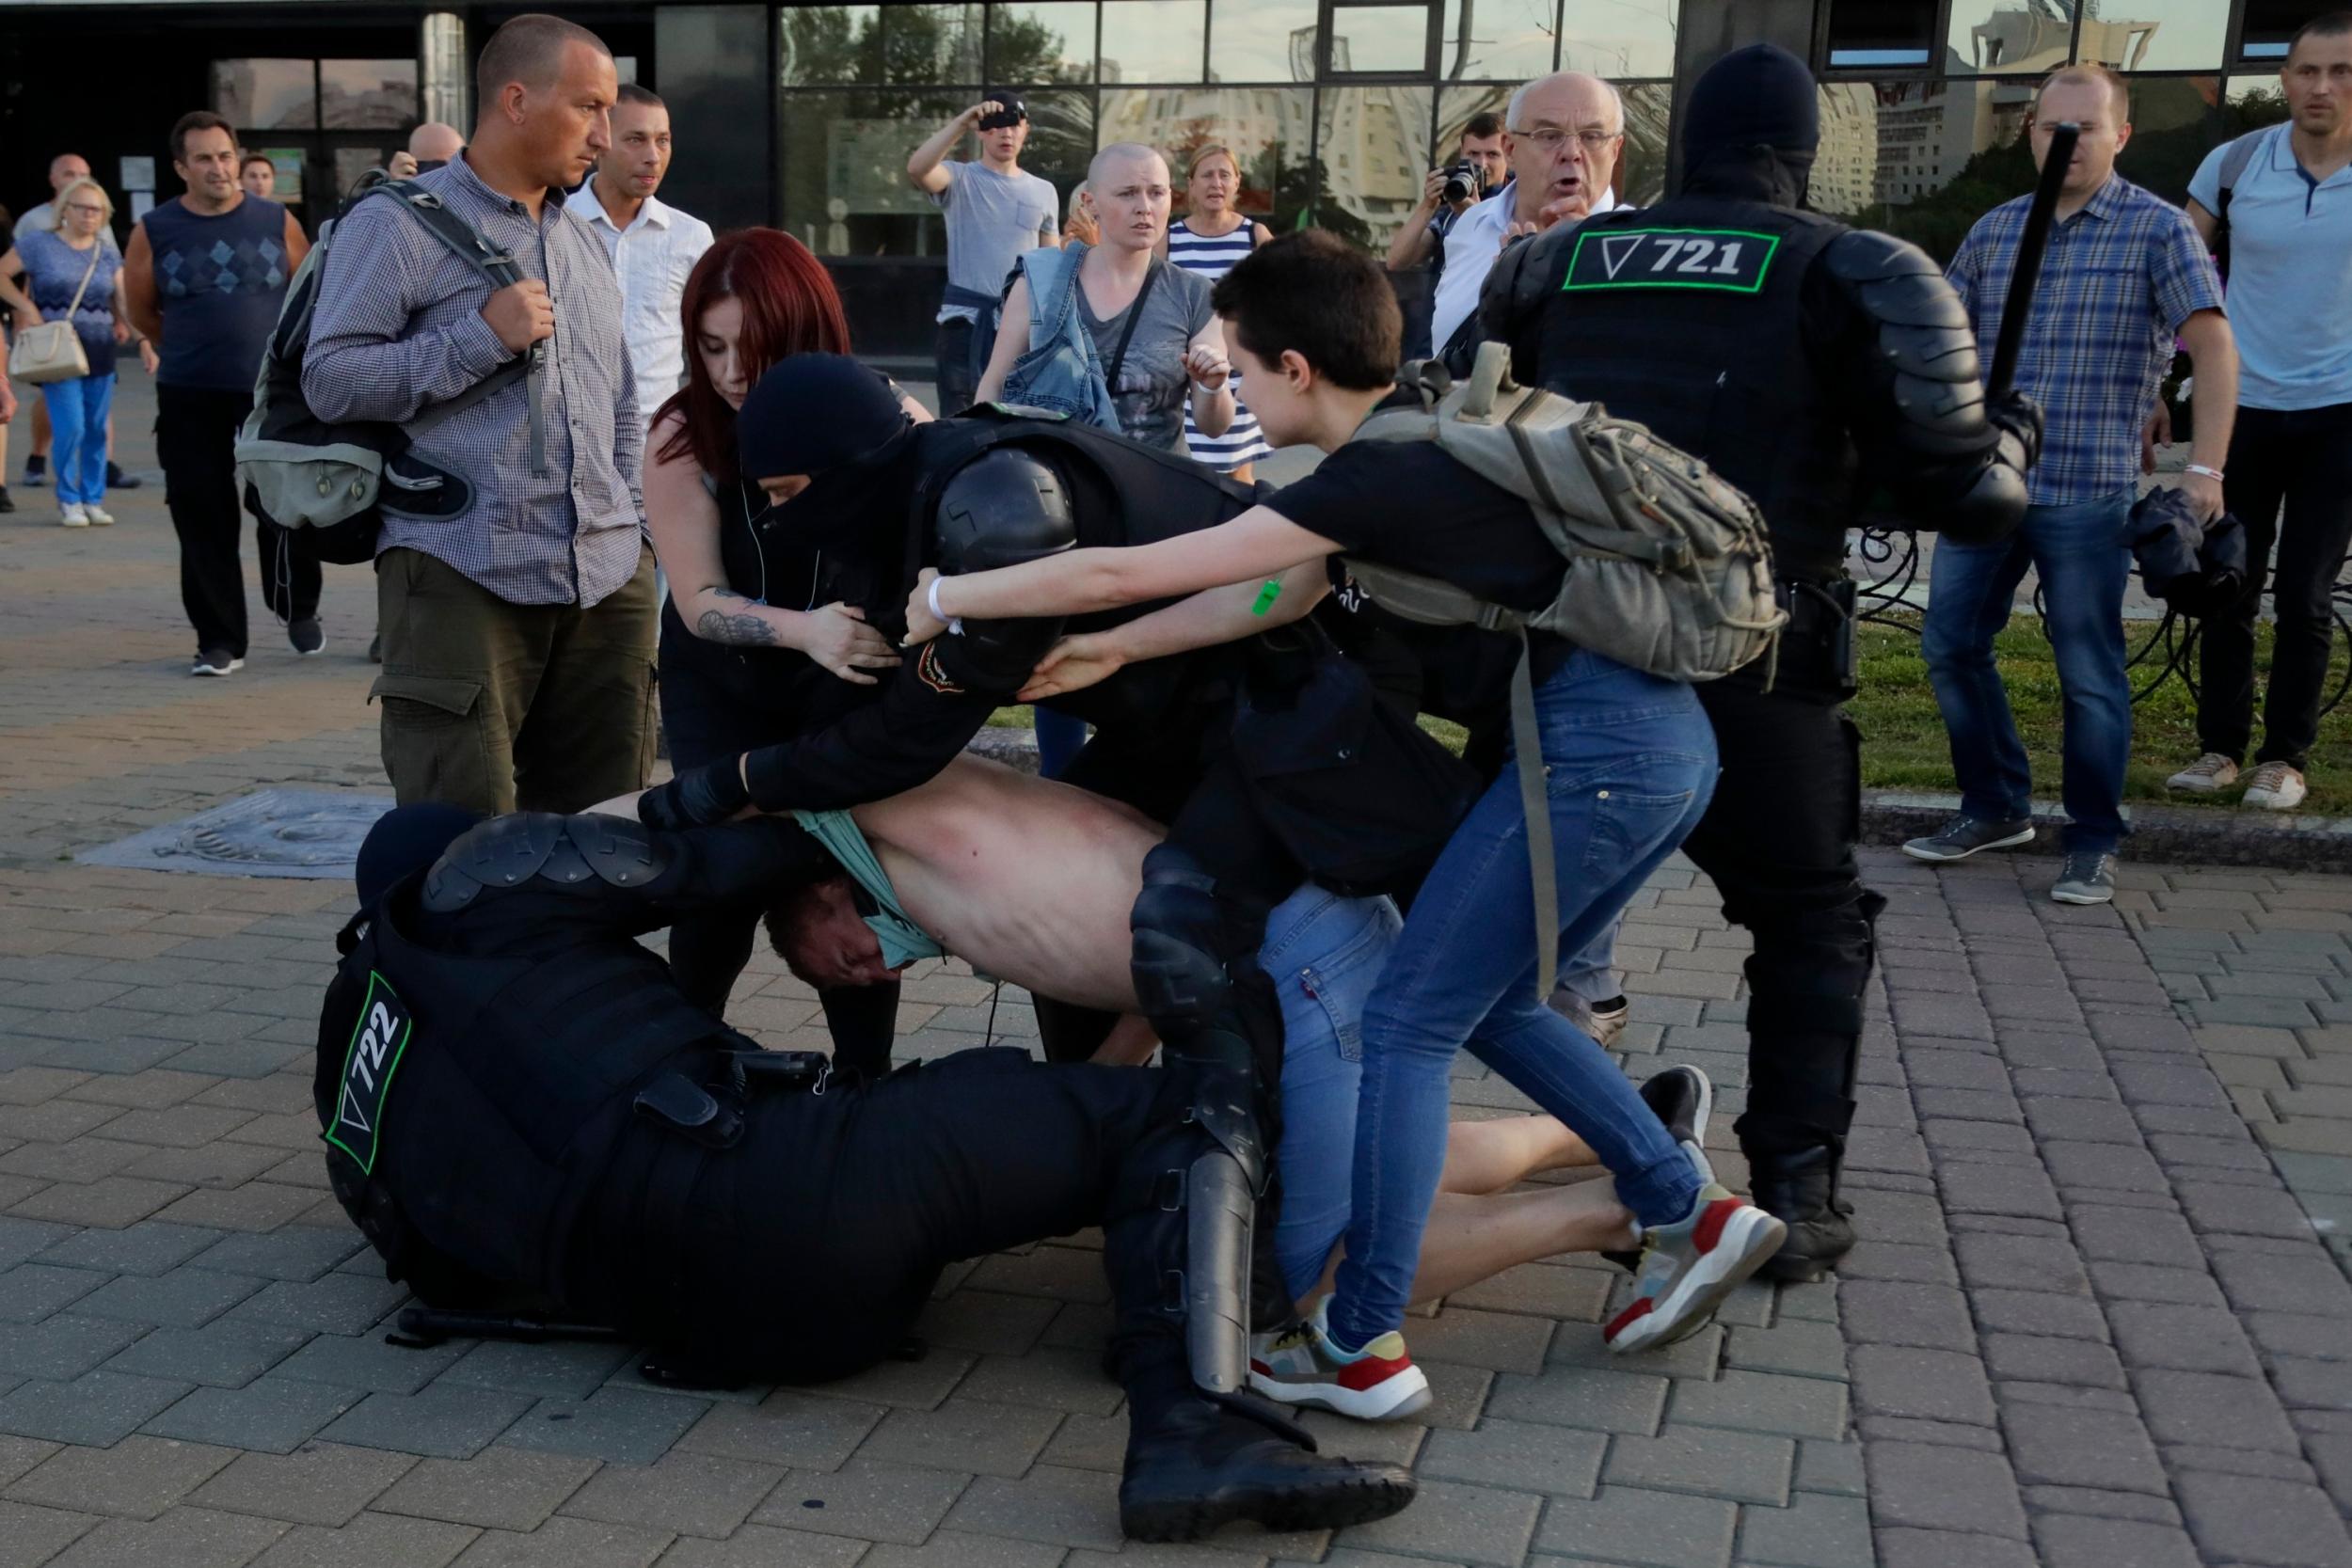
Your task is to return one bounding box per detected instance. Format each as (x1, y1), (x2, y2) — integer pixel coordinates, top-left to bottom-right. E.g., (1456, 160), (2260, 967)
(573, 84), (715, 416)
(1429, 71), (1627, 356)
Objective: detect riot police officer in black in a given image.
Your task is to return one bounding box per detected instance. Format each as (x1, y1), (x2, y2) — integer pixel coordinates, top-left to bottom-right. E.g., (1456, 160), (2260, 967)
(322, 803), (1414, 1542)
(1484, 42), (2039, 1281)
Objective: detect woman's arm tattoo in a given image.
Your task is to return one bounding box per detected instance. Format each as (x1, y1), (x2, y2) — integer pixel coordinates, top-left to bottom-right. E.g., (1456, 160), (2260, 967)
(695, 591), (782, 647)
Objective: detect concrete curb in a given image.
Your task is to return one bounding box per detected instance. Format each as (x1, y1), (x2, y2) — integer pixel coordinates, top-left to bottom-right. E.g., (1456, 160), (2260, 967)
(967, 728), (2352, 874)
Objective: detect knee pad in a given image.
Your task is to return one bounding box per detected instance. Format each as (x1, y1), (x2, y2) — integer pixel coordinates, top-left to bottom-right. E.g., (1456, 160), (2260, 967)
(1131, 845), (1244, 1039)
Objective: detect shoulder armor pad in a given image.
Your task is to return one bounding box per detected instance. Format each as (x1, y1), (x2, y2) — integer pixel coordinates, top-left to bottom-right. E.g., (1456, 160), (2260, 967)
(420, 812), (564, 911)
(560, 814), (666, 889)
(1824, 229), (1975, 338)
(1479, 221), (1577, 346)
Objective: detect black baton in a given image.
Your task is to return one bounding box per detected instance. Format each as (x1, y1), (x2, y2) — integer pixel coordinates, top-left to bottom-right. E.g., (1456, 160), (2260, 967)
(1986, 121), (2079, 400)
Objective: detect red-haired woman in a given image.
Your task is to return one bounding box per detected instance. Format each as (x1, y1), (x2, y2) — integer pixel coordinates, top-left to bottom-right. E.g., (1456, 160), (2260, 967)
(644, 229), (928, 1069)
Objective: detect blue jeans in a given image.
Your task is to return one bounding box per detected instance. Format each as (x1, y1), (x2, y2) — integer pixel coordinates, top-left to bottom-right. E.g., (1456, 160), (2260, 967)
(1556, 920), (1620, 1007)
(1327, 649), (1717, 1349)
(40, 372), (112, 507)
(1923, 485), (2133, 854)
(1260, 886), (1403, 1303)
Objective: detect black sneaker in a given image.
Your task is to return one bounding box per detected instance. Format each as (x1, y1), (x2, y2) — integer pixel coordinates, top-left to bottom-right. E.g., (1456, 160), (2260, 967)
(191, 648), (243, 677)
(1900, 811), (2034, 863)
(22, 454), (45, 486)
(1603, 1066), (1716, 1273)
(289, 618), (326, 657)
(105, 461), (141, 489)
(0, 484), (14, 514)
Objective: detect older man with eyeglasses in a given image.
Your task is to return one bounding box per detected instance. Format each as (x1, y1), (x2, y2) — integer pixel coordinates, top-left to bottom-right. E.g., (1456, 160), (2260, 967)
(1427, 71), (1627, 359)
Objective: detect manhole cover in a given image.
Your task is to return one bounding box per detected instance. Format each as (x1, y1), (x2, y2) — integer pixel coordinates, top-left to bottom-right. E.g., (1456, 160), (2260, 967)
(79, 789), (395, 879)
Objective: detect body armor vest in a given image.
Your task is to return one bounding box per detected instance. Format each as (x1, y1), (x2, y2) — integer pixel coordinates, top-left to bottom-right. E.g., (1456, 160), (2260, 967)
(1532, 198), (1853, 579)
(315, 879), (737, 1301)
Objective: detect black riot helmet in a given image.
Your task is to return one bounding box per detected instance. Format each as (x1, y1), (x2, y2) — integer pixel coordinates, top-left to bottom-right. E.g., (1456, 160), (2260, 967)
(933, 446), (1077, 575)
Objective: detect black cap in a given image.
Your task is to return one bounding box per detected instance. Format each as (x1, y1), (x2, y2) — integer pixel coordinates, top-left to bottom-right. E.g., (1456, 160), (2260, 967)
(738, 355), (910, 481)
(977, 93), (1028, 131)
(1681, 43), (1820, 166)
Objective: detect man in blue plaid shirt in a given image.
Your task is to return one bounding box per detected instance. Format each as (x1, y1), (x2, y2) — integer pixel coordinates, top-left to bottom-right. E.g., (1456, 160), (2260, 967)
(1906, 64), (2238, 907)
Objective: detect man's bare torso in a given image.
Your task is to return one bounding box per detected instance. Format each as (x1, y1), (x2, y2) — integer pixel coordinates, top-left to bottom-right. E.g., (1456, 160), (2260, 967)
(852, 755), (1159, 1013)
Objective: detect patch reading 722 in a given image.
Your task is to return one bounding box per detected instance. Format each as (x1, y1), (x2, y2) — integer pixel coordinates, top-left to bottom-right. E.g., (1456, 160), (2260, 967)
(1562, 228), (1781, 294)
(325, 972), (414, 1176)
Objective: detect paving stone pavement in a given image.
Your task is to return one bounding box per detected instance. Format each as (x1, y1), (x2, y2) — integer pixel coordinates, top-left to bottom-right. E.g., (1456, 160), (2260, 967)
(1, 375), (2348, 1566)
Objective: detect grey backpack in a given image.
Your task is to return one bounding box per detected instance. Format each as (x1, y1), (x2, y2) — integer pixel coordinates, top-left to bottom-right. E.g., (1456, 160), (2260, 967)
(234, 176), (540, 565)
(1342, 342), (1785, 994)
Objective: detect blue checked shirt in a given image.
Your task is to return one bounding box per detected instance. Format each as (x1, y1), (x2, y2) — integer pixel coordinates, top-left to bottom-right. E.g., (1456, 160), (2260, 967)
(1947, 174), (2223, 507)
(302, 156), (644, 607)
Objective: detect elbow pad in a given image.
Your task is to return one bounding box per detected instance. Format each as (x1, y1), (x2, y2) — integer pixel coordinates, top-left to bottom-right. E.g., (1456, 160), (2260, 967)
(1939, 436), (2032, 546)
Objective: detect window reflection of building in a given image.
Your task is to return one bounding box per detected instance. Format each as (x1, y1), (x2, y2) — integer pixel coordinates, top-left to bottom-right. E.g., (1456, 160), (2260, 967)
(772, 0), (1683, 261)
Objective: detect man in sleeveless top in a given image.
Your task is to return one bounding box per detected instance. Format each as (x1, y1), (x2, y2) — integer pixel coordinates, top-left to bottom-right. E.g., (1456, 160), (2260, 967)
(123, 111), (318, 676)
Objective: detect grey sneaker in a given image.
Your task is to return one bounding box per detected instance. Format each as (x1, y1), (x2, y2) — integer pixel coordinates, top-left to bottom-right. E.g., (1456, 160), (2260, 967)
(2166, 752), (2239, 794)
(1901, 812), (2034, 863)
(2051, 850), (2117, 906)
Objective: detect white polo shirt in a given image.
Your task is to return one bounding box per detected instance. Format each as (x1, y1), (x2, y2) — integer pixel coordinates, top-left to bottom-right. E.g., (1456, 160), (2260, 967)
(1430, 178), (1623, 355)
(572, 185), (716, 406)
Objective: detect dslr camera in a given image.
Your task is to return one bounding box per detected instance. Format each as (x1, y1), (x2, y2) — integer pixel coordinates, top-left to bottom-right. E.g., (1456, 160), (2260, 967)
(1441, 161), (1486, 206)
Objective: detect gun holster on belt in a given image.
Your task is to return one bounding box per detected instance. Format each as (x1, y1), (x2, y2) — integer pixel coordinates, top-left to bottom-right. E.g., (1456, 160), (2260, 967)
(1773, 577), (1860, 702)
(631, 1049), (834, 1150)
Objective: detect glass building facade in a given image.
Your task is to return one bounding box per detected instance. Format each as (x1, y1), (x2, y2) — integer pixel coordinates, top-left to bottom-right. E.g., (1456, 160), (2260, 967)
(0, 0), (2321, 355)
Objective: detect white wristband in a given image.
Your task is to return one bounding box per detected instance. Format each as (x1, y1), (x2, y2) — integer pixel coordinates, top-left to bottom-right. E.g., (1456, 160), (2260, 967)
(2185, 463), (2225, 483)
(928, 575), (963, 635)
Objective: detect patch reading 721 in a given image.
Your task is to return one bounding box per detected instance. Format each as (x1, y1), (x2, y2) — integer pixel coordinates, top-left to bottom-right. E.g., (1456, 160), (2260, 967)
(1561, 228), (1781, 294)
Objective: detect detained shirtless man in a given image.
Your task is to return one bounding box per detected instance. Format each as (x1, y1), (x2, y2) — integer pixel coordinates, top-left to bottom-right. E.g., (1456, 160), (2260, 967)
(599, 753), (1714, 1403)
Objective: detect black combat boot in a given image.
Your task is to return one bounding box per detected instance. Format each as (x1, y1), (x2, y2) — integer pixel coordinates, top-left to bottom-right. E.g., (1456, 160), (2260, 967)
(1748, 1143), (1853, 1283)
(1117, 1341), (1415, 1541)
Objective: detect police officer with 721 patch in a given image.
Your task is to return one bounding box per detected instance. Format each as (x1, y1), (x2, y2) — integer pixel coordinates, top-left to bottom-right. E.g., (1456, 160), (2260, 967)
(1483, 42), (2040, 1285)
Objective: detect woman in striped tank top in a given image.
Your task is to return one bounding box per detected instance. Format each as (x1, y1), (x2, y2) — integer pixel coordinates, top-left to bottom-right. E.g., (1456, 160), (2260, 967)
(1166, 146), (1275, 481)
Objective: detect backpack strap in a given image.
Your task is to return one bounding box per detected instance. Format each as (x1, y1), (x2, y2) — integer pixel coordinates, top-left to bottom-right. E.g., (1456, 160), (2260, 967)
(370, 179), (548, 475)
(1506, 634), (1557, 1000)
(1339, 555), (1554, 996)
(2211, 126), (2271, 282)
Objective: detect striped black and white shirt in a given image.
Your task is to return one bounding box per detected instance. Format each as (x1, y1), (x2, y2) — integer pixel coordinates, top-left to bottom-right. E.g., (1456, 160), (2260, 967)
(1168, 218), (1273, 472)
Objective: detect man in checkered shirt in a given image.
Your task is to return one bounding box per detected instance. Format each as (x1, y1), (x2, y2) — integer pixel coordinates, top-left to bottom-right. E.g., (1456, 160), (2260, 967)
(1907, 63), (2239, 909)
(303, 13), (656, 816)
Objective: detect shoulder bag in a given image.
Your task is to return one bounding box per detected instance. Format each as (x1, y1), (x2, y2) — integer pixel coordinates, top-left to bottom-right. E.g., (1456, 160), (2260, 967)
(8, 242), (100, 385)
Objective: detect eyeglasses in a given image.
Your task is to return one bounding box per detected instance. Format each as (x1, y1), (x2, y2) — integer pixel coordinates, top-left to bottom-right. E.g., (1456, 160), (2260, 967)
(63, 203), (104, 215)
(1510, 126), (1621, 152)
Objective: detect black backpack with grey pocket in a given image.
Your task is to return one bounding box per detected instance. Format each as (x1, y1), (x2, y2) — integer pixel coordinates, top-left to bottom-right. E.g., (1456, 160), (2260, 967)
(235, 175), (538, 565)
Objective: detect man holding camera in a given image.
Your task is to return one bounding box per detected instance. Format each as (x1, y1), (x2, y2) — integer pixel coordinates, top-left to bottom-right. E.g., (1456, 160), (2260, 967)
(1429, 72), (1625, 358)
(908, 93), (1062, 416)
(1387, 113), (1505, 356)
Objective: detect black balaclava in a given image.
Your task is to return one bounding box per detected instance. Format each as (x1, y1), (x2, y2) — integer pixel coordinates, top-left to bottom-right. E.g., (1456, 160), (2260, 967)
(737, 355), (913, 483)
(1679, 42), (1820, 206)
(356, 803), (483, 910)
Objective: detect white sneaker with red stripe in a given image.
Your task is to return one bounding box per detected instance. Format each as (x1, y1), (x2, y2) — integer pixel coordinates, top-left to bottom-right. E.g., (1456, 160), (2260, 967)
(1247, 1299), (1432, 1422)
(1605, 1181), (1788, 1355)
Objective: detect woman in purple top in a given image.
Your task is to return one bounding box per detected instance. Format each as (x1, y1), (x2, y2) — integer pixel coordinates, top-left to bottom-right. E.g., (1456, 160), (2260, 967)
(0, 178), (139, 527)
